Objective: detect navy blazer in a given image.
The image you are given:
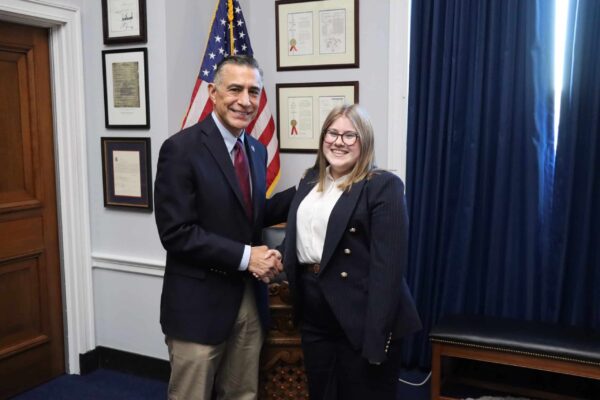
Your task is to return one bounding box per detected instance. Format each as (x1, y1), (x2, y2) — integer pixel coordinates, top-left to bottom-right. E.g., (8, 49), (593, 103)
(154, 116), (295, 345)
(283, 168), (421, 363)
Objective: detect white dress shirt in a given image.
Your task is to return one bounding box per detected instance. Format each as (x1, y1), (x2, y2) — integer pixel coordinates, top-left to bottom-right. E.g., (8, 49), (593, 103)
(296, 168), (348, 264)
(211, 112), (251, 271)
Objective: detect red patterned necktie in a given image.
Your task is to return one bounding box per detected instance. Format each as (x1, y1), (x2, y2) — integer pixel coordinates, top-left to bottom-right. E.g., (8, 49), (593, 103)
(234, 138), (253, 220)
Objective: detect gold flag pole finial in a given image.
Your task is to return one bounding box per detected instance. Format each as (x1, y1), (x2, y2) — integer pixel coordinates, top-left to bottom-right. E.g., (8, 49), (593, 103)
(227, 0), (234, 55)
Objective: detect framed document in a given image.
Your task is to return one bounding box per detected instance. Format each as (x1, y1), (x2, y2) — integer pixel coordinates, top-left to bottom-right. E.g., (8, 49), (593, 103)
(101, 137), (152, 210)
(275, 0), (359, 71)
(276, 81), (358, 153)
(102, 48), (150, 129)
(101, 0), (147, 44)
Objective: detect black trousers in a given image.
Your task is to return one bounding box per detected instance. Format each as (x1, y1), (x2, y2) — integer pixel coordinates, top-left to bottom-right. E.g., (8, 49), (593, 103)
(300, 271), (401, 400)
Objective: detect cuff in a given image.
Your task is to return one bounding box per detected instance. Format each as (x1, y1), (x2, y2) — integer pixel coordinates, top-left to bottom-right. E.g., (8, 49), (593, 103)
(238, 245), (251, 271)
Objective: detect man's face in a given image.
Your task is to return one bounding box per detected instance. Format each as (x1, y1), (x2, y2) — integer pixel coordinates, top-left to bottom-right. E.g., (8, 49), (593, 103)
(208, 64), (262, 136)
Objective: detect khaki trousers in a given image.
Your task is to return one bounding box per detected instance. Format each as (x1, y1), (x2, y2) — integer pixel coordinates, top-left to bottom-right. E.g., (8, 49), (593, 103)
(166, 279), (264, 400)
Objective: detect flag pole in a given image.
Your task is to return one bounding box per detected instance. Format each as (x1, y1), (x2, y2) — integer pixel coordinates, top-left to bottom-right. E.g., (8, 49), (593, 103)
(228, 0), (235, 54)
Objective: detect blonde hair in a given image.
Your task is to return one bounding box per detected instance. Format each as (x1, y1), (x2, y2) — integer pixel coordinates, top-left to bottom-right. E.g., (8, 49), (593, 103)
(313, 104), (376, 192)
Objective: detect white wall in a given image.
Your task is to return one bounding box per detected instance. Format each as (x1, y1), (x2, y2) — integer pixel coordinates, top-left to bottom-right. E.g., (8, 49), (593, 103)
(249, 1), (391, 190)
(83, 0), (397, 361)
(84, 0), (167, 261)
(93, 268), (165, 358)
(83, 0), (172, 360)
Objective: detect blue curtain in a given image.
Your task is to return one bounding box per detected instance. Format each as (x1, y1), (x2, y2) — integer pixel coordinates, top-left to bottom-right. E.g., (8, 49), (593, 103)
(549, 0), (600, 329)
(402, 0), (555, 368)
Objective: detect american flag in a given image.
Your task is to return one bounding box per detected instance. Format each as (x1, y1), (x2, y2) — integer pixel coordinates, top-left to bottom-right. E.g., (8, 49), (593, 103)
(181, 0), (280, 195)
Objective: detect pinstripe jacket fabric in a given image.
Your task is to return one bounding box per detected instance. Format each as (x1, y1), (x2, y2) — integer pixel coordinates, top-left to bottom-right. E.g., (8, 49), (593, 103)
(283, 168), (422, 363)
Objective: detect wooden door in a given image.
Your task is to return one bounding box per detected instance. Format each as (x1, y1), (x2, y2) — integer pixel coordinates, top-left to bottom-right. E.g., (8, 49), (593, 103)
(0, 21), (64, 399)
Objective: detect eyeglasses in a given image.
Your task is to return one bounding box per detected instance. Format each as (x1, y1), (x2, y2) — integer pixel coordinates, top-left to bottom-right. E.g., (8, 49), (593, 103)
(323, 130), (360, 146)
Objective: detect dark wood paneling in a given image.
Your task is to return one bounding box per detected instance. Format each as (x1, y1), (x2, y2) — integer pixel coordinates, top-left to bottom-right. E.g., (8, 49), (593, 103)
(0, 21), (64, 399)
(0, 255), (48, 360)
(0, 217), (43, 259)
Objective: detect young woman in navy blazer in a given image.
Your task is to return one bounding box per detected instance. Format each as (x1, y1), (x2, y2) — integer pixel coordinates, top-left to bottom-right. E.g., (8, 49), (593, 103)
(279, 104), (421, 400)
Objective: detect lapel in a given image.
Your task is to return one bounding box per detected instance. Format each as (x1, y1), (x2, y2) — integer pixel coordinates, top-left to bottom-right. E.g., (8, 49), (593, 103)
(245, 137), (264, 223)
(201, 119), (248, 219)
(319, 179), (366, 271)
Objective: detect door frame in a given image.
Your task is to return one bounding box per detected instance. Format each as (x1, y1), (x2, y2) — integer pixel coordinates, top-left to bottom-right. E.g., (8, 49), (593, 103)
(0, 0), (94, 374)
(387, 0), (411, 182)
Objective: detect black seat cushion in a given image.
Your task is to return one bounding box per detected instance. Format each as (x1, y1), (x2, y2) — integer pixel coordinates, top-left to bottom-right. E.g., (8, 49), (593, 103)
(262, 225), (285, 249)
(430, 314), (600, 365)
(262, 225), (287, 283)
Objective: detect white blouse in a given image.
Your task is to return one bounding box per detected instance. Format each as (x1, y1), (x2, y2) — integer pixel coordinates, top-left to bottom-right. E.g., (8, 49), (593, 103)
(296, 168), (349, 264)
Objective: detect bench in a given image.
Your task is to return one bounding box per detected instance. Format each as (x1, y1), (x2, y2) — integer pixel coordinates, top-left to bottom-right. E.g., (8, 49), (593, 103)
(430, 315), (600, 400)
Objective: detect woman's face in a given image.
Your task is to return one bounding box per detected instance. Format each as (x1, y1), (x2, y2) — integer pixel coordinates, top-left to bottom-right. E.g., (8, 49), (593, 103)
(323, 116), (361, 179)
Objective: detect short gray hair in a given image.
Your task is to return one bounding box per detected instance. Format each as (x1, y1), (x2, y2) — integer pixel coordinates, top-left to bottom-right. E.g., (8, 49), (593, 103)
(213, 55), (263, 86)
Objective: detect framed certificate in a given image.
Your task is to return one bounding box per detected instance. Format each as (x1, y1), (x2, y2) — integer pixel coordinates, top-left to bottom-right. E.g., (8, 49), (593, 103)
(101, 137), (152, 210)
(276, 81), (358, 152)
(276, 0), (359, 70)
(101, 0), (147, 44)
(102, 48), (150, 129)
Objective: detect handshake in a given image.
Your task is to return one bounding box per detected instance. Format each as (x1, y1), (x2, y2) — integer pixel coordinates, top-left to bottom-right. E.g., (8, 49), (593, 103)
(248, 245), (283, 284)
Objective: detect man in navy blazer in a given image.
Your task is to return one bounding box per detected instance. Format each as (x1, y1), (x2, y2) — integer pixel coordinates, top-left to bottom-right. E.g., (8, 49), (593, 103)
(154, 55), (294, 400)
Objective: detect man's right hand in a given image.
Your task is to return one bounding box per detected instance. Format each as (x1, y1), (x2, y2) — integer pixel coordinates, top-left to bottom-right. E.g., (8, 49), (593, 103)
(248, 245), (282, 283)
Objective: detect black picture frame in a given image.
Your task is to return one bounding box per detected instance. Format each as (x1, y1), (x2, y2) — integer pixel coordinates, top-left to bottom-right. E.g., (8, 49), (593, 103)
(275, 0), (359, 71)
(102, 48), (150, 129)
(276, 81), (359, 153)
(101, 0), (147, 44)
(101, 137), (152, 211)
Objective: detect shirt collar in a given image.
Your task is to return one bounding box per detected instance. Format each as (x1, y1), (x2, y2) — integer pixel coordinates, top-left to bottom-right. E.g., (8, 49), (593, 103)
(325, 166), (350, 187)
(211, 112), (245, 155)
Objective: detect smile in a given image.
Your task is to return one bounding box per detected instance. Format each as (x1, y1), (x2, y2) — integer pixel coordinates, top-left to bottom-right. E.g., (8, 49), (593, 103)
(330, 149), (349, 155)
(230, 109), (252, 117)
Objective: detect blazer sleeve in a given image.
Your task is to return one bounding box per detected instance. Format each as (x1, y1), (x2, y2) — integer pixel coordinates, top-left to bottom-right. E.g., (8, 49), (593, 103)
(154, 136), (245, 271)
(361, 173), (409, 363)
(264, 186), (296, 227)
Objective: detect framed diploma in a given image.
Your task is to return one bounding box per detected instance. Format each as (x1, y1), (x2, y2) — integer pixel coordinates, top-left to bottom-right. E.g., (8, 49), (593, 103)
(101, 137), (152, 210)
(276, 81), (358, 153)
(102, 48), (150, 129)
(275, 0), (359, 71)
(101, 0), (147, 44)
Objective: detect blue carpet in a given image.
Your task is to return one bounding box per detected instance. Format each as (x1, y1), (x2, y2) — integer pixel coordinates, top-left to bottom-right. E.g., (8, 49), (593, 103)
(12, 369), (167, 400)
(12, 368), (429, 399)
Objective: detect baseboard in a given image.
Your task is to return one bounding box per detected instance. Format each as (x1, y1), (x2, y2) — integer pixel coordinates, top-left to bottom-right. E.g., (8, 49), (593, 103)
(79, 347), (100, 375)
(79, 346), (170, 382)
